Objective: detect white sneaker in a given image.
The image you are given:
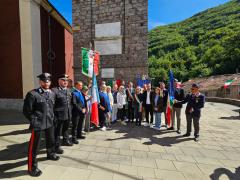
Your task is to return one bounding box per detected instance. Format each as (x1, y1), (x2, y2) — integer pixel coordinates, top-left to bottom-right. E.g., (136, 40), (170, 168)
(153, 126), (161, 130)
(101, 126), (106, 131)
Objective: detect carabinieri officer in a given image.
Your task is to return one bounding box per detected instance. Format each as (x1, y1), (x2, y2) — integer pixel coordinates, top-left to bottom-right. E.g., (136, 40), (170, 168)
(52, 74), (73, 155)
(23, 73), (60, 177)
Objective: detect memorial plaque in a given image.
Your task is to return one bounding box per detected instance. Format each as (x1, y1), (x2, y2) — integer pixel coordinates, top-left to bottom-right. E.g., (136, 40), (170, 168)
(95, 22), (121, 37)
(102, 68), (115, 78)
(95, 39), (122, 55)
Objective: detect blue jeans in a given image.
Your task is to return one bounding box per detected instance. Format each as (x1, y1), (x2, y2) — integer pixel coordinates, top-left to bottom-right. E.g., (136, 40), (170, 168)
(154, 112), (162, 128)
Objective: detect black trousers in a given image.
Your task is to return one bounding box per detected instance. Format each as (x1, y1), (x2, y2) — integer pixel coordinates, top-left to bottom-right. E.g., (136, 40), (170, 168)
(99, 109), (106, 128)
(55, 119), (70, 148)
(28, 126), (55, 172)
(145, 104), (153, 123)
(134, 108), (142, 126)
(127, 101), (134, 121)
(186, 114), (200, 137)
(118, 105), (126, 121)
(72, 113), (85, 139)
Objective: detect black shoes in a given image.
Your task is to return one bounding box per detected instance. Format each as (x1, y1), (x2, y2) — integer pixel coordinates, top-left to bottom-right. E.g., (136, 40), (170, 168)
(183, 133), (191, 137)
(72, 138), (79, 144)
(28, 168), (42, 177)
(56, 147), (64, 154)
(177, 130), (181, 134)
(47, 154), (60, 161)
(167, 127), (174, 130)
(77, 135), (86, 139)
(62, 141), (73, 146)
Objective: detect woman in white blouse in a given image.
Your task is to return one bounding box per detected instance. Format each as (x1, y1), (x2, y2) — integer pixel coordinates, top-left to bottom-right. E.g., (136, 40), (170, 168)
(117, 86), (127, 121)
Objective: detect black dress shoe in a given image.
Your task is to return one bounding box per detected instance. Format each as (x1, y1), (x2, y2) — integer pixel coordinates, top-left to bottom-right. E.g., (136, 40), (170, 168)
(77, 136), (86, 139)
(62, 141), (73, 146)
(28, 168), (42, 177)
(167, 127), (174, 130)
(47, 154), (60, 161)
(72, 138), (79, 144)
(177, 130), (181, 134)
(183, 133), (191, 137)
(56, 147), (64, 154)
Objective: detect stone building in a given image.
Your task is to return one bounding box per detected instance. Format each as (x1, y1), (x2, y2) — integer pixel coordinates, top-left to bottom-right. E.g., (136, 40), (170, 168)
(0, 0), (73, 110)
(72, 0), (148, 84)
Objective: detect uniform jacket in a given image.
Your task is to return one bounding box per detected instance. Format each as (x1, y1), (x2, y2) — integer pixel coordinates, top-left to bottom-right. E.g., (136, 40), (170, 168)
(178, 93), (205, 117)
(52, 87), (72, 121)
(23, 88), (55, 131)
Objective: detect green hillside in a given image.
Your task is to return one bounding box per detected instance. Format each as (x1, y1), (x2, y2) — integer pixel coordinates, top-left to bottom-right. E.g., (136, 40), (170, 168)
(148, 0), (240, 83)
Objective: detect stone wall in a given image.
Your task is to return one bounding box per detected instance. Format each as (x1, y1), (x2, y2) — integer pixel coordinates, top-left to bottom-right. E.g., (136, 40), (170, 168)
(72, 0), (148, 84)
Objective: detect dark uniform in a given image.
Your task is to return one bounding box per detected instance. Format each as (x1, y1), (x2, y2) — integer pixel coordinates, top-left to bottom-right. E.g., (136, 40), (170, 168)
(71, 88), (86, 144)
(23, 73), (59, 177)
(52, 78), (73, 153)
(126, 87), (135, 122)
(178, 84), (205, 141)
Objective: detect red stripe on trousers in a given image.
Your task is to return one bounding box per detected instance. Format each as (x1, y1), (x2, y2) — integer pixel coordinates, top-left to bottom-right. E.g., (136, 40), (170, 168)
(28, 130), (35, 171)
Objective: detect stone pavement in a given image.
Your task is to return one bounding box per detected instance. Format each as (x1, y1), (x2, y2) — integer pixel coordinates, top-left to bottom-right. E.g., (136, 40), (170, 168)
(0, 102), (240, 180)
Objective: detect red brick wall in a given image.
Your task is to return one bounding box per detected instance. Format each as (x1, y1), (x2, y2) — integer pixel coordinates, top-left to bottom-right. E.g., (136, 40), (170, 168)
(0, 0), (23, 99)
(65, 30), (74, 81)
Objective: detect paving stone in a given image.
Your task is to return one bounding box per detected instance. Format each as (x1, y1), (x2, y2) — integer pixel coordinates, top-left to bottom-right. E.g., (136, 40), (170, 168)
(154, 169), (186, 180)
(137, 167), (156, 178)
(132, 158), (157, 168)
(155, 159), (176, 171)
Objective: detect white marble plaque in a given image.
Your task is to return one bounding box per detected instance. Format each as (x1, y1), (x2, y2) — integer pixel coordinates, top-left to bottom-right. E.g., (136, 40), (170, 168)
(95, 39), (122, 55)
(95, 22), (121, 37)
(102, 68), (115, 78)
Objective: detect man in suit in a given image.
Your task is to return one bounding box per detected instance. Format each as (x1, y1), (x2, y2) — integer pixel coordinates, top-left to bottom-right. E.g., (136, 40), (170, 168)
(71, 81), (86, 144)
(23, 73), (60, 177)
(143, 83), (154, 126)
(52, 74), (73, 155)
(175, 83), (205, 142)
(126, 82), (135, 123)
(169, 79), (185, 133)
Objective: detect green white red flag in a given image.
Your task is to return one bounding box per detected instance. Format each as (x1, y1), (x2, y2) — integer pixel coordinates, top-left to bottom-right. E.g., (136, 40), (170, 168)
(82, 48), (100, 77)
(223, 79), (234, 88)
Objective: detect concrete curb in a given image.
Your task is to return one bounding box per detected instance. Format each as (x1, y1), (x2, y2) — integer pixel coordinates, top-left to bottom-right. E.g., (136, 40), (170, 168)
(0, 99), (23, 111)
(206, 97), (240, 107)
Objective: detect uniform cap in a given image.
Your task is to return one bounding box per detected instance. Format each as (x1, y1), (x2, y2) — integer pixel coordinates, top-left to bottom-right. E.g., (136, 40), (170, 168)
(37, 73), (51, 82)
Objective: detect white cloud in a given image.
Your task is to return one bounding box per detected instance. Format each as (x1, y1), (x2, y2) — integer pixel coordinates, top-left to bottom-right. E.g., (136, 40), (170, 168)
(148, 21), (166, 30)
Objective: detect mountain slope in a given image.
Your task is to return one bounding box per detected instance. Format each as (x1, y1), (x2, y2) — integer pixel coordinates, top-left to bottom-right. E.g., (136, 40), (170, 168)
(148, 0), (240, 83)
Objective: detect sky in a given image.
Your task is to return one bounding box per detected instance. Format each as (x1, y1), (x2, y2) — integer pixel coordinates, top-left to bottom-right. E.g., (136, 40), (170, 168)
(49, 0), (230, 30)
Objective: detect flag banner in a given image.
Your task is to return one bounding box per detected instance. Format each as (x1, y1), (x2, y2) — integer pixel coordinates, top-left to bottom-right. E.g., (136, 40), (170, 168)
(224, 79), (234, 88)
(91, 72), (100, 126)
(166, 70), (175, 127)
(93, 51), (100, 75)
(82, 48), (100, 77)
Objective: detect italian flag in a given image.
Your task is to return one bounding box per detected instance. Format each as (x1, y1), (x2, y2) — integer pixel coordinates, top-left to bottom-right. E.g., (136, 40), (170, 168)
(91, 72), (100, 127)
(224, 79), (234, 89)
(166, 94), (174, 126)
(82, 48), (99, 77)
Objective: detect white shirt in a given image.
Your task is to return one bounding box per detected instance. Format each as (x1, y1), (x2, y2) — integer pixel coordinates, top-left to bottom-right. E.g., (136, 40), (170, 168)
(146, 91), (151, 105)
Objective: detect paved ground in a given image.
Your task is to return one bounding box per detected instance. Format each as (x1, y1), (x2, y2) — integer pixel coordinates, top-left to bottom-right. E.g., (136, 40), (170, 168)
(0, 102), (240, 180)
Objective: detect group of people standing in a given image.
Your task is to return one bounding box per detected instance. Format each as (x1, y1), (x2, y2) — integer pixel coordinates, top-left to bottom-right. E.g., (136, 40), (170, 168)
(23, 72), (205, 177)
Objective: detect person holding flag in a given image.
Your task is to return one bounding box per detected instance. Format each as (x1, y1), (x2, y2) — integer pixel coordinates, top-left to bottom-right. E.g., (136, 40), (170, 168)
(166, 71), (175, 129)
(175, 83), (205, 142)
